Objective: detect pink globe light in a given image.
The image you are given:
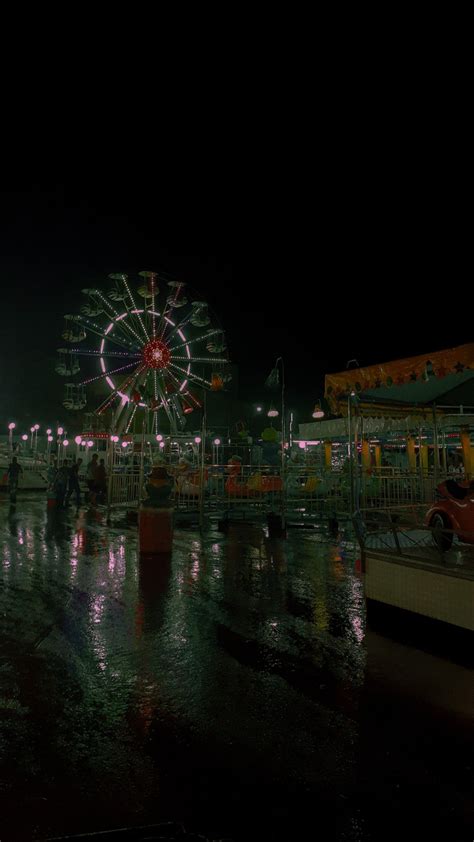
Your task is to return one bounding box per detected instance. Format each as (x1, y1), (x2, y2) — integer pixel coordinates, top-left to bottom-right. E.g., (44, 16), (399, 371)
(63, 440), (69, 447)
(159, 442), (165, 449)
(34, 424), (40, 431)
(57, 427), (64, 436)
(47, 435), (54, 442)
(194, 437), (201, 444)
(156, 434), (163, 442)
(75, 435), (82, 445)
(121, 441), (129, 448)
(213, 438), (221, 446)
(87, 441), (94, 448)
(30, 426), (35, 433)
(46, 428), (52, 435)
(298, 441), (306, 449)
(8, 422), (16, 430)
(22, 434), (28, 441)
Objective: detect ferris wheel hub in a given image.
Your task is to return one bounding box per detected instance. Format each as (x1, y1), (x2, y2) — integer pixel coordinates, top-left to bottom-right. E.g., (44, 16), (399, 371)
(142, 338), (171, 370)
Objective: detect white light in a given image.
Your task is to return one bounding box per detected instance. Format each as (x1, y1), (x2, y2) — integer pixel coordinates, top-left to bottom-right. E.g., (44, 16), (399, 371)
(46, 428), (52, 435)
(22, 434), (28, 441)
(87, 440), (94, 448)
(57, 427), (64, 436)
(75, 435), (82, 445)
(159, 441), (165, 449)
(47, 435), (53, 442)
(256, 406), (262, 412)
(8, 422), (16, 430)
(213, 438), (221, 446)
(30, 426), (35, 433)
(156, 434), (163, 442)
(312, 410), (325, 419)
(63, 440), (69, 447)
(267, 409), (279, 418)
(194, 437), (201, 444)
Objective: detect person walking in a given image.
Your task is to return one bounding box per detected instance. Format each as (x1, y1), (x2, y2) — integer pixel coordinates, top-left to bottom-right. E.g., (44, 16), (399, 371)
(66, 458), (82, 507)
(7, 457), (23, 503)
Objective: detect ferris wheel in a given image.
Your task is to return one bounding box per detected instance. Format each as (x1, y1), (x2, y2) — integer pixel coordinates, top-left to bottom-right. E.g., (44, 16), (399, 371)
(56, 271), (231, 433)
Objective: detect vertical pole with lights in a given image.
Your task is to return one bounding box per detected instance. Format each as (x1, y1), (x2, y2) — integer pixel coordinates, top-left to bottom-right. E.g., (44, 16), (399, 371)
(265, 357), (286, 529)
(8, 423), (16, 452)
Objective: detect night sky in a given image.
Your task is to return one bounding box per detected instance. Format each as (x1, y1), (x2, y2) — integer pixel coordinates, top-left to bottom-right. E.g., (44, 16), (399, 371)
(0, 167), (470, 429)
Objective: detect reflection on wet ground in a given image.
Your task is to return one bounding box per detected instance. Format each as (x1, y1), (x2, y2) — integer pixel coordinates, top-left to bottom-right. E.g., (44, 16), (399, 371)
(0, 498), (473, 840)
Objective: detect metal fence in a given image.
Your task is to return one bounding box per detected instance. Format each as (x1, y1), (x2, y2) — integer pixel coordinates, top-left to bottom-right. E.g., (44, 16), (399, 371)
(104, 460), (460, 523)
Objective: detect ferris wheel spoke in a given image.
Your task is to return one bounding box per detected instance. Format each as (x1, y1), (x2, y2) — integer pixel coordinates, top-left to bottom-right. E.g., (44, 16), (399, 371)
(74, 315), (140, 353)
(96, 364), (146, 415)
(168, 328), (223, 352)
(168, 362), (212, 389)
(156, 281), (186, 338)
(70, 348), (140, 359)
(78, 360), (139, 386)
(171, 354), (227, 365)
(122, 277), (150, 343)
(159, 306), (194, 343)
(91, 289), (146, 347)
(125, 403), (138, 433)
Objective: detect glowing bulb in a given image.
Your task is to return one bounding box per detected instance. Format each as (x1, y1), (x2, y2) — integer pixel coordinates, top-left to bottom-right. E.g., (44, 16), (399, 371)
(22, 434), (28, 441)
(267, 408), (279, 418)
(194, 436), (201, 444)
(63, 440), (69, 447)
(75, 435), (82, 445)
(30, 426), (35, 433)
(8, 422), (15, 430)
(47, 435), (53, 442)
(213, 438), (221, 446)
(46, 428), (52, 435)
(256, 406), (262, 412)
(156, 434), (163, 442)
(159, 441), (165, 449)
(87, 440), (94, 448)
(121, 441), (128, 448)
(57, 427), (64, 436)
(34, 424), (40, 430)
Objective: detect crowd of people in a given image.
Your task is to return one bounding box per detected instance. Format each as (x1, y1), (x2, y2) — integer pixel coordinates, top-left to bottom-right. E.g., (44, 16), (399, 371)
(45, 454), (108, 507)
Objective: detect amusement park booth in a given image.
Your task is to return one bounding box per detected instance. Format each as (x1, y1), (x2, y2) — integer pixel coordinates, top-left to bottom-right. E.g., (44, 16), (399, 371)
(299, 344), (474, 508)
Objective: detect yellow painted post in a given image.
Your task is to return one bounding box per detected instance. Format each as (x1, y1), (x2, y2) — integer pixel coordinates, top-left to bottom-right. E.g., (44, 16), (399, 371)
(361, 438), (370, 470)
(375, 445), (382, 468)
(406, 436), (416, 472)
(460, 426), (472, 478)
(420, 444), (429, 475)
(324, 440), (332, 470)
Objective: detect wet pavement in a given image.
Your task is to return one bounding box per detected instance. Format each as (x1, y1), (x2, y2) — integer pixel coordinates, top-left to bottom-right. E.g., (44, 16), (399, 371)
(0, 497), (473, 841)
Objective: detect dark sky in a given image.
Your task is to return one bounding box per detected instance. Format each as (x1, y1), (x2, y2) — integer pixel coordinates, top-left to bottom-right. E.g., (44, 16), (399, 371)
(0, 157), (470, 428)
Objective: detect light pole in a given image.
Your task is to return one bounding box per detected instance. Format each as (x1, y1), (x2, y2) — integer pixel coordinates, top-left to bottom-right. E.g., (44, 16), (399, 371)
(8, 422), (15, 451)
(265, 356), (286, 527)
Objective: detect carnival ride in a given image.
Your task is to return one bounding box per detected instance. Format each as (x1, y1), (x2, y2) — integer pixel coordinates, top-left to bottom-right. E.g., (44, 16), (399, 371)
(57, 271), (231, 434)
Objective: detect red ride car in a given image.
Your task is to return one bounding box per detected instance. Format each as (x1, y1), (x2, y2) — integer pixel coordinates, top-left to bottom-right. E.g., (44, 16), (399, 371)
(425, 479), (474, 551)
